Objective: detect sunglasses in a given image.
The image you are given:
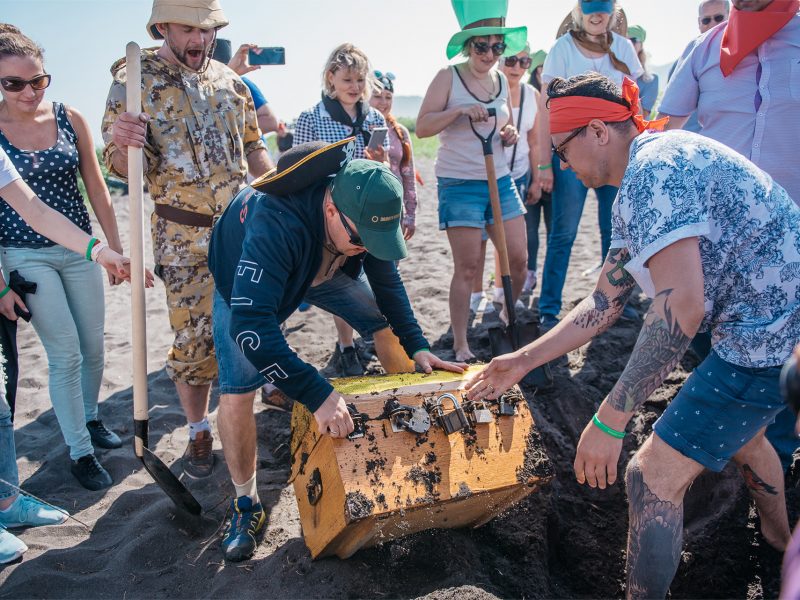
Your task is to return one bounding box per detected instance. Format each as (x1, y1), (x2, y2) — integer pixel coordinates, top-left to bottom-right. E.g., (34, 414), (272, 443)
(700, 14), (726, 25)
(471, 40), (507, 57)
(337, 207), (364, 247)
(552, 125), (587, 163)
(504, 56), (533, 69)
(0, 74), (51, 93)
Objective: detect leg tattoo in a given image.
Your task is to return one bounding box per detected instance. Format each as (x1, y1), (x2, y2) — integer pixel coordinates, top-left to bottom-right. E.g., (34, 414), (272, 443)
(740, 464), (778, 496)
(625, 462), (684, 600)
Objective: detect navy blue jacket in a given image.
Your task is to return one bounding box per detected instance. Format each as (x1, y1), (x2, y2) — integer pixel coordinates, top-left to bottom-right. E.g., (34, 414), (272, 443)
(208, 183), (429, 412)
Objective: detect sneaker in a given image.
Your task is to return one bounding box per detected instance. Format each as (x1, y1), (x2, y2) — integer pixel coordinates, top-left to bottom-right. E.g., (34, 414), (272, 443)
(522, 270), (538, 294)
(469, 293), (485, 313)
(0, 526), (26, 564)
(539, 314), (560, 333)
(0, 495), (68, 528)
(70, 454), (112, 491)
(339, 346), (364, 377)
(86, 420), (122, 449)
(221, 496), (266, 562)
(183, 430), (215, 479)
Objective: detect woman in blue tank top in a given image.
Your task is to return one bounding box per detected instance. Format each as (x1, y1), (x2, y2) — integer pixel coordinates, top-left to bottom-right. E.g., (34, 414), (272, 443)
(0, 32), (124, 491)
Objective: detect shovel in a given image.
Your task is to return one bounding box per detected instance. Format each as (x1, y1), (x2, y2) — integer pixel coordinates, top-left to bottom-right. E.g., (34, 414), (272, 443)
(469, 108), (552, 389)
(126, 42), (202, 516)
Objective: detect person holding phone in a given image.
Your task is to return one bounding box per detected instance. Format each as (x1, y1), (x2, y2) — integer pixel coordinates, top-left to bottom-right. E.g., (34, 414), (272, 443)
(293, 42), (390, 378)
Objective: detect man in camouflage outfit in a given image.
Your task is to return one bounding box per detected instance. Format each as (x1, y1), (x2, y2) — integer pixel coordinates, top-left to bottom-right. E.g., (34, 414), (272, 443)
(102, 0), (272, 477)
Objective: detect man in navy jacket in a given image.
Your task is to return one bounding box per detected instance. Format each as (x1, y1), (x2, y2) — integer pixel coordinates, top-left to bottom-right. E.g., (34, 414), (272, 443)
(208, 148), (463, 561)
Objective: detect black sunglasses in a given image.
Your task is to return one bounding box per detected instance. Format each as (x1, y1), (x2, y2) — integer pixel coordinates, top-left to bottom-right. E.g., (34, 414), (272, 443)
(471, 40), (507, 57)
(504, 56), (533, 69)
(552, 125), (588, 163)
(0, 74), (51, 93)
(700, 14), (726, 25)
(337, 207), (364, 247)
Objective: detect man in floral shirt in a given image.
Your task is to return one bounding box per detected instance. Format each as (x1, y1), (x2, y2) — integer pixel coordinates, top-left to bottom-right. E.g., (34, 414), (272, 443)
(466, 73), (799, 599)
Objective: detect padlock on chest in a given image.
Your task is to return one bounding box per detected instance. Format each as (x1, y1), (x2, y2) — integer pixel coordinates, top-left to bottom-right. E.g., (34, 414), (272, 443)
(469, 400), (494, 424)
(498, 395), (518, 416)
(432, 393), (470, 434)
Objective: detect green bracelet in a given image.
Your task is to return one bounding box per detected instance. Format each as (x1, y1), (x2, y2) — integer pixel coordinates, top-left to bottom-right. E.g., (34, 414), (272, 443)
(0, 285), (10, 300)
(412, 348), (431, 359)
(592, 413), (626, 439)
(537, 163), (552, 171)
(85, 237), (99, 262)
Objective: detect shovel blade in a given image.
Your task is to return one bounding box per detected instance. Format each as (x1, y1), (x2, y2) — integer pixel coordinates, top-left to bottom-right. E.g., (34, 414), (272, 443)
(141, 446), (203, 516)
(488, 321), (554, 389)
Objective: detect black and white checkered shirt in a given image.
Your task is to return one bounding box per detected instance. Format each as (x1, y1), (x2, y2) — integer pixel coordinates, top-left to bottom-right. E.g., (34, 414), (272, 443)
(294, 100), (389, 158)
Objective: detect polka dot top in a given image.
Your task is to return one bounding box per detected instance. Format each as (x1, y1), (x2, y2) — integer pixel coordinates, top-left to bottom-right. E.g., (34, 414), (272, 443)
(0, 102), (92, 248)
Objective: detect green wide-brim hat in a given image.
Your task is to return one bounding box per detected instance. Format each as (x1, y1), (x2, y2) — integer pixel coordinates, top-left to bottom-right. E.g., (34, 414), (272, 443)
(446, 0), (528, 60)
(528, 50), (547, 72)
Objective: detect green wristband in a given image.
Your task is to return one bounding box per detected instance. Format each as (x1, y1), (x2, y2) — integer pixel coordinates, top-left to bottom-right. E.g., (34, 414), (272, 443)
(85, 237), (99, 261)
(592, 413), (626, 439)
(0, 285), (10, 300)
(412, 348), (430, 359)
(537, 163), (552, 171)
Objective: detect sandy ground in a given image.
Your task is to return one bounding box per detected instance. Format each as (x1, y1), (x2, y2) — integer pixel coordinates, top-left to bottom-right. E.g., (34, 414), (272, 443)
(0, 158), (797, 599)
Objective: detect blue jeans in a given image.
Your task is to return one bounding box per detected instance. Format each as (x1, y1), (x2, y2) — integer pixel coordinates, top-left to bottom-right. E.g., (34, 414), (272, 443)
(539, 156), (618, 316)
(0, 246), (104, 460)
(0, 378), (16, 501)
(525, 189), (553, 272)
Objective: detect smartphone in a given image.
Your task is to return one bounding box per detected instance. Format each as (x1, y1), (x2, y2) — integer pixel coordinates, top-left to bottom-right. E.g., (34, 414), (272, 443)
(367, 127), (388, 151)
(248, 47), (285, 66)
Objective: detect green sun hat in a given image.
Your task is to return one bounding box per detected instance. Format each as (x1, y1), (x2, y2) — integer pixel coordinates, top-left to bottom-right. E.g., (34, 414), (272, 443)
(446, 0), (528, 60)
(331, 159), (407, 261)
(528, 49), (547, 72)
(627, 24), (646, 43)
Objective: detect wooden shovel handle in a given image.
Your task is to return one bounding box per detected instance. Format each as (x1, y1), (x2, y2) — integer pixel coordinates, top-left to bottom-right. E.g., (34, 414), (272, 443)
(484, 155), (511, 279)
(126, 42), (148, 456)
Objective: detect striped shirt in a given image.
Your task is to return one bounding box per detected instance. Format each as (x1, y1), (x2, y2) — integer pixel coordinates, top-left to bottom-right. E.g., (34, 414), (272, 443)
(659, 14), (800, 203)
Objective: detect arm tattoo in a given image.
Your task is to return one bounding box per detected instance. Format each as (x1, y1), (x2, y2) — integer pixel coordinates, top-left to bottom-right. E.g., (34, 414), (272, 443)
(625, 462), (683, 600)
(741, 464), (778, 496)
(571, 248), (636, 333)
(607, 288), (692, 413)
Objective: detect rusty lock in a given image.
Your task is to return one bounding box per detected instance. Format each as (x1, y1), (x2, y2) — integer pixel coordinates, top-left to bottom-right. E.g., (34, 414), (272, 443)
(431, 393), (470, 434)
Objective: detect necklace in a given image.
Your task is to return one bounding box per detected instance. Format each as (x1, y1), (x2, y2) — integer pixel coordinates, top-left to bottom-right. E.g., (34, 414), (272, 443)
(465, 66), (498, 101)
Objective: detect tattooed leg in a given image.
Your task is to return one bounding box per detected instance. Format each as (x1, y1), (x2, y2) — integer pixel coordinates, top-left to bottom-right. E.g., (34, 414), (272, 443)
(733, 431), (791, 550)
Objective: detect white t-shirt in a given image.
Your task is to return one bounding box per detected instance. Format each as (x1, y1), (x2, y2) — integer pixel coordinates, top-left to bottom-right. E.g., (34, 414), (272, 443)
(542, 31), (644, 87)
(503, 83), (538, 180)
(0, 146), (21, 191)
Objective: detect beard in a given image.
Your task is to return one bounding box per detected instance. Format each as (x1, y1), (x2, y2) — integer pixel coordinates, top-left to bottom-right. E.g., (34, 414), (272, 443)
(164, 30), (214, 71)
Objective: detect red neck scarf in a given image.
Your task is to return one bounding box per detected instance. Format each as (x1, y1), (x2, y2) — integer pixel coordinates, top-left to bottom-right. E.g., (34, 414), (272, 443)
(720, 0), (799, 77)
(549, 77), (669, 134)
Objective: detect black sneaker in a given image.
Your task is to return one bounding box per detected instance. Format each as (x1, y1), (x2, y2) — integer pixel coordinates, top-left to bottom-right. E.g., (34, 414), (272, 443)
(339, 345), (365, 377)
(221, 496), (266, 562)
(182, 430), (215, 479)
(70, 454), (112, 491)
(539, 314), (560, 333)
(86, 420), (122, 449)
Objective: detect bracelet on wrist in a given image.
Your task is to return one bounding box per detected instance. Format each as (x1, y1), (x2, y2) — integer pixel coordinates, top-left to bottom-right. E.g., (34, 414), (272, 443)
(0, 285), (10, 300)
(85, 237), (99, 261)
(537, 163), (552, 171)
(90, 241), (108, 263)
(592, 413), (626, 439)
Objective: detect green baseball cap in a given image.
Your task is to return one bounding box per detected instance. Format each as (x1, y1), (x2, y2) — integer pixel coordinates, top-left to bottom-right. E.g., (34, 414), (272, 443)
(330, 159), (406, 261)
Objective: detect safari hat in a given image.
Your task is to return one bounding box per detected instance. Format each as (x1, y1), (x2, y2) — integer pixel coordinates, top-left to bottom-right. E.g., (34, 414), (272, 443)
(251, 138), (356, 196)
(146, 0), (229, 40)
(556, 3), (628, 39)
(446, 0), (528, 60)
(528, 49), (547, 72)
(331, 160), (406, 261)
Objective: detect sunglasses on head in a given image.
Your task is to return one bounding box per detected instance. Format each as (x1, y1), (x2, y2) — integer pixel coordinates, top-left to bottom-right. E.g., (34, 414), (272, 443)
(504, 56), (533, 69)
(336, 207), (364, 247)
(700, 14), (726, 25)
(0, 74), (51, 93)
(552, 125), (588, 163)
(471, 40), (507, 57)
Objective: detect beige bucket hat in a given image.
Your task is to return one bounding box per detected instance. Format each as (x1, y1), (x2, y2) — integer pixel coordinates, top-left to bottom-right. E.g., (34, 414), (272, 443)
(146, 0), (229, 40)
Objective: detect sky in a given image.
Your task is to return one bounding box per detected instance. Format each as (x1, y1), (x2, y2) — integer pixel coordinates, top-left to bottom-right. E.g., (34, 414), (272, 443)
(2, 0), (706, 142)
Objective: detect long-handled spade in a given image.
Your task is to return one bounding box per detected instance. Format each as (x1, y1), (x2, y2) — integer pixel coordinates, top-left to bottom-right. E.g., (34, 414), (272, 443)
(469, 108), (552, 388)
(126, 42), (202, 516)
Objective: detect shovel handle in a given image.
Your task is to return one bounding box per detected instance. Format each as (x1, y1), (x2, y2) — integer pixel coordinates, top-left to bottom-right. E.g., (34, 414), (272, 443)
(126, 41), (148, 458)
(469, 107), (497, 156)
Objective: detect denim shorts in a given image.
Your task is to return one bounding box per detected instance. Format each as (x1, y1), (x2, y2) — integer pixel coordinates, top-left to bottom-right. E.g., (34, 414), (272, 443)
(653, 351), (786, 472)
(213, 270), (389, 394)
(437, 174), (526, 230)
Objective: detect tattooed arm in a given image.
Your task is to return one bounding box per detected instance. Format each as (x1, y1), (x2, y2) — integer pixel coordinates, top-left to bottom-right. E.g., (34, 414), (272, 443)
(574, 237), (706, 489)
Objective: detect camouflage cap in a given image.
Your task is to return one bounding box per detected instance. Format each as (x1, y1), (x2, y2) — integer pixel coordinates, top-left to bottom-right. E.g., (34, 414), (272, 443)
(146, 0), (229, 40)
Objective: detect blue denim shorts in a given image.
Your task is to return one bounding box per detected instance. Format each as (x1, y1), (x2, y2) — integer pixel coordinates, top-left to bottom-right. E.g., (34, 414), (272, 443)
(213, 270), (389, 394)
(653, 351), (786, 472)
(437, 174), (526, 230)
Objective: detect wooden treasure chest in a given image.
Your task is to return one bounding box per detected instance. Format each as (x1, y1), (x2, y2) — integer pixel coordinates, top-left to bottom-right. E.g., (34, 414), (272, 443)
(290, 367), (554, 559)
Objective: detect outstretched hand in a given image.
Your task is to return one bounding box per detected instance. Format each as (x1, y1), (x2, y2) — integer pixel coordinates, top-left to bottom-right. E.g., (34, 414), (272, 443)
(464, 351), (531, 401)
(413, 350), (466, 374)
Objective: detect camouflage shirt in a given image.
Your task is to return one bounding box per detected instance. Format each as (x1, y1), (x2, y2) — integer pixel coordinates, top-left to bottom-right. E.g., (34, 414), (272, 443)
(102, 49), (265, 266)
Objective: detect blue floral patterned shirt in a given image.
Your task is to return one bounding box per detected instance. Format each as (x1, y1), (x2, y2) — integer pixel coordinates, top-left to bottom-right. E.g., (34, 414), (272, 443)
(611, 130), (800, 368)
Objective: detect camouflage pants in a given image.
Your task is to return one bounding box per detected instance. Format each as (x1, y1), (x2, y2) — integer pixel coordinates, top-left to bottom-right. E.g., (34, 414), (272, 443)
(160, 264), (217, 385)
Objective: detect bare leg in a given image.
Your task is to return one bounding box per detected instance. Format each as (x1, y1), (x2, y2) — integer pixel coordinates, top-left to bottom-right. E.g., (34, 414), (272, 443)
(217, 391), (258, 485)
(373, 327), (415, 374)
(472, 239), (488, 294)
(333, 316), (355, 347)
(625, 435), (705, 600)
(732, 428), (792, 550)
(486, 215), (528, 322)
(174, 381), (210, 423)
(445, 227), (484, 362)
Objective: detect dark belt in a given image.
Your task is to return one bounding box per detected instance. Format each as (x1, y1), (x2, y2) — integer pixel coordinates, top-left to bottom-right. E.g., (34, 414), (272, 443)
(154, 204), (215, 228)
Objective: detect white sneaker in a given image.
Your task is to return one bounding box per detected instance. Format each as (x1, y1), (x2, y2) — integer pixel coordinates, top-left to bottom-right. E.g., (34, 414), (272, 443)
(469, 292), (485, 313)
(522, 270), (538, 293)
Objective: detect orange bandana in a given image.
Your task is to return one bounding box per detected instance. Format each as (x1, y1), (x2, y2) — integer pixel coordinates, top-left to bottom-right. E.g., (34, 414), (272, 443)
(549, 77), (669, 134)
(720, 0), (799, 77)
